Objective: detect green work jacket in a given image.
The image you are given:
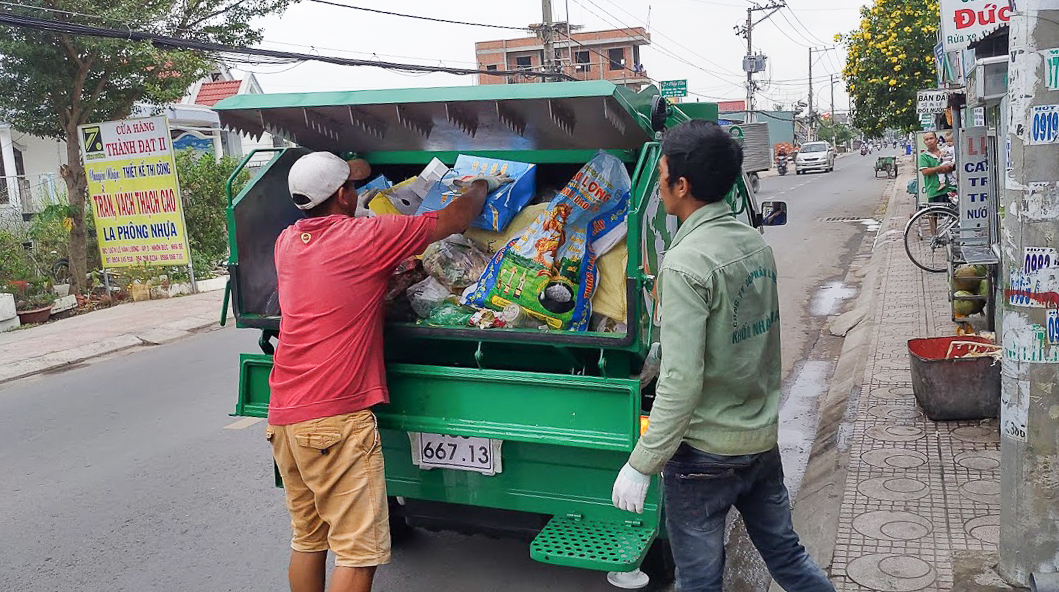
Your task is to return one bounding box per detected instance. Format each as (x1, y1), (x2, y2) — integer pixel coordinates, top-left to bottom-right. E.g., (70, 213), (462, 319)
(628, 200), (782, 475)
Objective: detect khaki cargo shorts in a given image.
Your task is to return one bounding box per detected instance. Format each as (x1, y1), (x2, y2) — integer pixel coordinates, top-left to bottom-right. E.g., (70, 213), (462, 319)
(266, 410), (390, 567)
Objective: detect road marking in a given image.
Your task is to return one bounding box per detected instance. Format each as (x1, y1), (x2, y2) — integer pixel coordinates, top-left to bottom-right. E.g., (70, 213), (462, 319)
(224, 417), (264, 430)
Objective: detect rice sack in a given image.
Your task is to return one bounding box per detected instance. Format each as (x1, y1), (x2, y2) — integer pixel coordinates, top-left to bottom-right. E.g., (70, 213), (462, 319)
(463, 151), (630, 331)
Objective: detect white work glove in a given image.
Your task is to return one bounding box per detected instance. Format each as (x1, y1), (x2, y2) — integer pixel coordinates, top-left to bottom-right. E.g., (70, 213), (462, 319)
(637, 342), (661, 387)
(355, 189), (378, 219)
(453, 173), (514, 192)
(611, 462), (651, 514)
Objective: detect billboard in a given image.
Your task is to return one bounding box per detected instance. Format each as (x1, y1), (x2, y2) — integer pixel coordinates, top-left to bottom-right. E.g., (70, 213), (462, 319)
(78, 116), (190, 268)
(940, 0), (1012, 52)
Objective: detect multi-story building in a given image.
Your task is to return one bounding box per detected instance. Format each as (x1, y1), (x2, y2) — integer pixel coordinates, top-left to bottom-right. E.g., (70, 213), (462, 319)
(475, 25), (650, 89)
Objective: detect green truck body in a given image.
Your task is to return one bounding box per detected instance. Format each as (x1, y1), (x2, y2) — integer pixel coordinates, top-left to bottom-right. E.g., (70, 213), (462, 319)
(215, 80), (761, 579)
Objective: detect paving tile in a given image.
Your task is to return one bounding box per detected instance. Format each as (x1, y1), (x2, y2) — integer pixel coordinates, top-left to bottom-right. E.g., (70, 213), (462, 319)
(830, 181), (999, 591)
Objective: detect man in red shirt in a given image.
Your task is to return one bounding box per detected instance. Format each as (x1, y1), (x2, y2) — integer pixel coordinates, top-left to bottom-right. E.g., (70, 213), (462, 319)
(267, 151), (503, 592)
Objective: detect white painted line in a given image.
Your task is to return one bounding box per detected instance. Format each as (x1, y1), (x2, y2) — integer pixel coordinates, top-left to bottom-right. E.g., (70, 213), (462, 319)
(224, 417), (264, 430)
(778, 360), (834, 501)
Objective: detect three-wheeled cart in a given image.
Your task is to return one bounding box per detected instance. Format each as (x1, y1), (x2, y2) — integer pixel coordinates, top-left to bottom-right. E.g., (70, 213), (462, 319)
(874, 156), (898, 178)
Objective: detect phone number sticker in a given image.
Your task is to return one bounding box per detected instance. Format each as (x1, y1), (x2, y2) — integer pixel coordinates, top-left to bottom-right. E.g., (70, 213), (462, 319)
(1029, 104), (1059, 145)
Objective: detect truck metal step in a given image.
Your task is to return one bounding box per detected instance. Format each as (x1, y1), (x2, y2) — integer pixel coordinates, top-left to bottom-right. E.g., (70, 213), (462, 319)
(530, 514), (656, 572)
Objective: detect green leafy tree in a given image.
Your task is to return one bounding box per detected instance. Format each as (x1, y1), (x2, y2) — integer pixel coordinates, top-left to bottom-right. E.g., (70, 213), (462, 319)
(174, 149), (250, 271)
(0, 0), (290, 292)
(817, 120), (856, 146)
(837, 0), (939, 137)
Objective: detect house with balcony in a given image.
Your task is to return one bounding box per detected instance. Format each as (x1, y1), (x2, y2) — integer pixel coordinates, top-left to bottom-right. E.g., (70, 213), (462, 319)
(475, 25), (650, 90)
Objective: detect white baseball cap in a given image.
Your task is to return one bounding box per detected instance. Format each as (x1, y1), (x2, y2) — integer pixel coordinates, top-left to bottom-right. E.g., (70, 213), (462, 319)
(288, 152), (362, 211)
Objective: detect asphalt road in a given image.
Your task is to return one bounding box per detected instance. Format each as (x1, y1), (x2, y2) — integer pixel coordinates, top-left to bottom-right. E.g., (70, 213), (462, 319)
(0, 151), (898, 592)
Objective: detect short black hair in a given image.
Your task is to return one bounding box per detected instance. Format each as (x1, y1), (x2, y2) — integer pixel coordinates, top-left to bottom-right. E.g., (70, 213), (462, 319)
(297, 178), (356, 217)
(661, 120), (744, 203)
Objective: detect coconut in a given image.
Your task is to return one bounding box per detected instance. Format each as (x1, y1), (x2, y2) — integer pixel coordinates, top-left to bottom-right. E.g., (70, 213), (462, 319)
(953, 291), (978, 316)
(953, 265), (982, 292)
(972, 264), (988, 277)
(977, 279), (990, 297)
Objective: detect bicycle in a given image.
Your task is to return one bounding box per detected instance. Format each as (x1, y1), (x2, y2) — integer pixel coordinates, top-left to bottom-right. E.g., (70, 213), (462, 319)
(903, 200), (959, 273)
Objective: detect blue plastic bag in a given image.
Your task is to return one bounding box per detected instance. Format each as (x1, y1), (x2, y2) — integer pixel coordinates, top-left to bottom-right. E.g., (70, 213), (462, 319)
(416, 155), (536, 232)
(463, 151), (631, 331)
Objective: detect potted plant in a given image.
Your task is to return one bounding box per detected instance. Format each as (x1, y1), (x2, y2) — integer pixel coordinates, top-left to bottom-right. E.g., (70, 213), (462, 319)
(15, 279), (58, 325)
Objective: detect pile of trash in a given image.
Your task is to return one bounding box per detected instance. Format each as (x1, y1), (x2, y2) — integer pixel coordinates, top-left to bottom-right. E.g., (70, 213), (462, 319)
(370, 152), (630, 333)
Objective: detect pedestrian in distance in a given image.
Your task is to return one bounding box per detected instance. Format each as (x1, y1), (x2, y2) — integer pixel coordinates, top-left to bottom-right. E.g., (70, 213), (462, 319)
(610, 120), (835, 592)
(266, 151), (509, 592)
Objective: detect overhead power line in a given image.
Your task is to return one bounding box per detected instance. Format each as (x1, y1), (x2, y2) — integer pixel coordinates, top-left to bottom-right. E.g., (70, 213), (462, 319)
(0, 12), (574, 80)
(783, 5), (832, 46)
(306, 0), (529, 31)
(596, 0), (744, 78)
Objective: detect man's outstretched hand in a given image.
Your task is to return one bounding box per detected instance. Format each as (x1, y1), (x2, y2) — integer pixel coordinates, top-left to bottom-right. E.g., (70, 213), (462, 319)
(453, 173), (514, 192)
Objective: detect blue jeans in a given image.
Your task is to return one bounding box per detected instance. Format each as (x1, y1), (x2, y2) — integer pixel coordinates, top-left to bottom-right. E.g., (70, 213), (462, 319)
(663, 444), (834, 592)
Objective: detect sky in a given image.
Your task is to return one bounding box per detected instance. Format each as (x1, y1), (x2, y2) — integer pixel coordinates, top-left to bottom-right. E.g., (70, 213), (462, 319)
(231, 0), (868, 115)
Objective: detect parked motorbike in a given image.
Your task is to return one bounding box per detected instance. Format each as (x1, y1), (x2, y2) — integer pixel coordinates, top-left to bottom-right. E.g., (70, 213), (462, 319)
(776, 154), (788, 176)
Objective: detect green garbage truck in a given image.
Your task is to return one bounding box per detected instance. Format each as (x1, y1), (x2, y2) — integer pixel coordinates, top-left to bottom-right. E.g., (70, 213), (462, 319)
(215, 80), (777, 587)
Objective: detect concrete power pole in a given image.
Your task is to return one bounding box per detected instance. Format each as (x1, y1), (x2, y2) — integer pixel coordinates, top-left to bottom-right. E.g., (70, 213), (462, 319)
(830, 73), (835, 120)
(735, 1), (784, 123)
(998, 0), (1059, 586)
(745, 7), (754, 118)
(541, 0), (557, 79)
(808, 49), (814, 141)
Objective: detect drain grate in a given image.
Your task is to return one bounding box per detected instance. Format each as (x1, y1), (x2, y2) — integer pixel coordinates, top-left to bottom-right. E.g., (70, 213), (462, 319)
(530, 515), (655, 571)
(822, 216), (867, 222)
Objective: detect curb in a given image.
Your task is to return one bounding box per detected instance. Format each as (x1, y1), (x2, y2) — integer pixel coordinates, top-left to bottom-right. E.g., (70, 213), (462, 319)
(784, 170), (912, 575)
(0, 314), (220, 385)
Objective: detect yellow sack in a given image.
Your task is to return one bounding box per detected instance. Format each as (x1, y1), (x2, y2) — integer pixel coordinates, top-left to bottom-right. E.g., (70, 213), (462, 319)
(592, 244), (628, 323)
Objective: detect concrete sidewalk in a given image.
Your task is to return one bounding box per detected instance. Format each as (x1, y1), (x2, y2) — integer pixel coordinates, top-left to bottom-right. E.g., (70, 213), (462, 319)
(794, 159), (1007, 591)
(0, 289), (225, 384)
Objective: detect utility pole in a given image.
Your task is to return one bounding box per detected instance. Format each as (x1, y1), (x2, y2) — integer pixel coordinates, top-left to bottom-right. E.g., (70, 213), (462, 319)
(745, 7), (753, 119)
(734, 1), (784, 123)
(830, 73), (835, 120)
(998, 0), (1059, 586)
(807, 46), (832, 141)
(808, 49), (813, 141)
(541, 0), (557, 80)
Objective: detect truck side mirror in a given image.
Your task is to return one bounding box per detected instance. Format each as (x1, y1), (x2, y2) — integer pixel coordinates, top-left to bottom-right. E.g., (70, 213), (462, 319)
(760, 201), (787, 226)
(650, 95), (669, 134)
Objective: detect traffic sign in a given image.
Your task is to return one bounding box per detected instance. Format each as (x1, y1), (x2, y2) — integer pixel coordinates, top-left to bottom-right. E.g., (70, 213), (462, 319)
(660, 80), (687, 98)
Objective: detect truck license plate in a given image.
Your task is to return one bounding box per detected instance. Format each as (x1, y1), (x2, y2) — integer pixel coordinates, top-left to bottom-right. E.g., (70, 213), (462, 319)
(410, 433), (502, 475)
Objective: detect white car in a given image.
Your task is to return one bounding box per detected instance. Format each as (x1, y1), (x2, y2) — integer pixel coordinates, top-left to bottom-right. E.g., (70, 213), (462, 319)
(795, 142), (835, 174)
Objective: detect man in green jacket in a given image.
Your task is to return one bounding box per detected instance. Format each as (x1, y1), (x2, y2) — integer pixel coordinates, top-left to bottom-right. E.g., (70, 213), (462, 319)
(611, 120), (834, 592)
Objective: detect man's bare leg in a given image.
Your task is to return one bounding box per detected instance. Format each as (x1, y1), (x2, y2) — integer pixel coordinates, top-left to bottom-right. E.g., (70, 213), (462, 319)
(289, 550), (327, 592)
(329, 566), (378, 592)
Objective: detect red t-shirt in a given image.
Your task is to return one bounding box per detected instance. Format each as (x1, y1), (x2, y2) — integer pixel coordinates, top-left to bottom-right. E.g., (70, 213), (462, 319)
(267, 213), (438, 425)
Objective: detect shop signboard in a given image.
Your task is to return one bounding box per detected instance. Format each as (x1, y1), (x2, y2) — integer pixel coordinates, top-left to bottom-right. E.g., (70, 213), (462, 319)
(78, 116), (190, 268)
(659, 80), (687, 98)
(956, 126), (992, 237)
(940, 0), (1012, 52)
(917, 89), (951, 115)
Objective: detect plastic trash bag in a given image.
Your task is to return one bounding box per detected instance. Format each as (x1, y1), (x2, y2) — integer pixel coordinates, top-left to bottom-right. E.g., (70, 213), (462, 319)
(423, 301), (475, 328)
(422, 234), (489, 290)
(407, 276), (452, 319)
(464, 151), (631, 331)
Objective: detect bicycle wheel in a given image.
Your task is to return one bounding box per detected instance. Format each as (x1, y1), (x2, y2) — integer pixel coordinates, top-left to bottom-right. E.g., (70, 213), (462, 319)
(904, 206), (958, 273)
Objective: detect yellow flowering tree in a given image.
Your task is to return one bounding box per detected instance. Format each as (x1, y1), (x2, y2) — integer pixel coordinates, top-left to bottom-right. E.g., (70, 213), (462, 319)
(837, 0), (939, 135)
